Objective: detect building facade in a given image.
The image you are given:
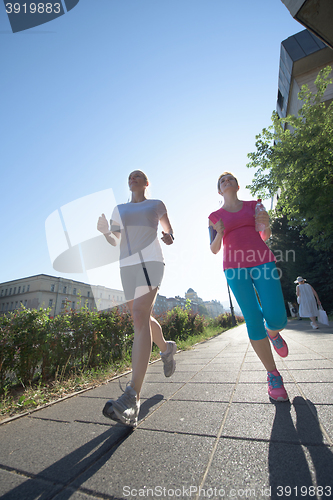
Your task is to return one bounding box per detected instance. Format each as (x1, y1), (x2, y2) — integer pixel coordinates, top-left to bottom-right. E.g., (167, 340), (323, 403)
(203, 300), (224, 318)
(153, 294), (168, 316)
(0, 274), (125, 316)
(281, 0), (333, 50)
(277, 29), (333, 121)
(272, 29), (333, 210)
(1, 275), (225, 319)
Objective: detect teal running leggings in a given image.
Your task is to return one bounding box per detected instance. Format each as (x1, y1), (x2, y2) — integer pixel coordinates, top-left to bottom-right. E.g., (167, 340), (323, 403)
(225, 262), (287, 341)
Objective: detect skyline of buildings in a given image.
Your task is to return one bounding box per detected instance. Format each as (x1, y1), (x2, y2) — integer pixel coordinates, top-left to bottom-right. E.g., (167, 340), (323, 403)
(0, 274), (225, 318)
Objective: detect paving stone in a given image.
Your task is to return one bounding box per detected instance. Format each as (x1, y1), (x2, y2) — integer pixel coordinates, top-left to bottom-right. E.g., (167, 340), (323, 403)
(0, 418), (129, 484)
(172, 382), (234, 402)
(139, 399), (228, 436)
(69, 430), (216, 499)
(0, 469), (62, 500)
(1, 320), (332, 499)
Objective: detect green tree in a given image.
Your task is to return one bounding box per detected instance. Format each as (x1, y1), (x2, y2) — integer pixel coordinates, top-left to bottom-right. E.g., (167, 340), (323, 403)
(246, 66), (333, 251)
(267, 210), (333, 314)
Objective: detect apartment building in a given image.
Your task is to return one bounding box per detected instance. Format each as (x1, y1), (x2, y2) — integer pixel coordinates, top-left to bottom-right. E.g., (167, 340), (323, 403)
(0, 274), (125, 316)
(204, 300), (225, 319)
(277, 29), (333, 121)
(281, 0), (333, 49)
(1, 275), (225, 319)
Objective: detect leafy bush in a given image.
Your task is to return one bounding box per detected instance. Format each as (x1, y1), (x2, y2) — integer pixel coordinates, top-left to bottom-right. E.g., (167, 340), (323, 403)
(0, 305), (241, 394)
(10, 308), (50, 386)
(0, 314), (15, 390)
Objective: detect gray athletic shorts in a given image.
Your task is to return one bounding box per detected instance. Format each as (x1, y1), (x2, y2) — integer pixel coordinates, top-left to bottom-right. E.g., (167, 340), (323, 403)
(120, 262), (165, 301)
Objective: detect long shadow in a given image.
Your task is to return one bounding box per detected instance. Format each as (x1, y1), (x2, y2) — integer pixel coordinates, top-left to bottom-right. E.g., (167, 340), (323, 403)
(1, 395), (163, 500)
(293, 397), (333, 494)
(269, 397), (333, 500)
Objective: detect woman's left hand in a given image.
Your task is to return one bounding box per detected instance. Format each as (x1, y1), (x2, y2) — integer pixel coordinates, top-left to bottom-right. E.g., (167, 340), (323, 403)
(161, 231), (174, 245)
(254, 210), (270, 229)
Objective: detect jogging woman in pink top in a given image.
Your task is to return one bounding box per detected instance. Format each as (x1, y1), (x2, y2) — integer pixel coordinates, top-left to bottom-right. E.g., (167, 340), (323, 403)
(208, 172), (289, 402)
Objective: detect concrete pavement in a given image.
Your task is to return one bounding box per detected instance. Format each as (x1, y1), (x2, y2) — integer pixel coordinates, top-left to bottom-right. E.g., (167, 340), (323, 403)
(0, 318), (332, 500)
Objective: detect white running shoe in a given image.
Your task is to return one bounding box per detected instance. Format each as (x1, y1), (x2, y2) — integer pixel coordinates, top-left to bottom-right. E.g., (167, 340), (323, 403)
(160, 341), (177, 377)
(103, 385), (140, 428)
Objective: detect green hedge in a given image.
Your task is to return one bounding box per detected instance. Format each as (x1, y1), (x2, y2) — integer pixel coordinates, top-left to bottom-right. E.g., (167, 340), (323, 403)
(0, 306), (240, 393)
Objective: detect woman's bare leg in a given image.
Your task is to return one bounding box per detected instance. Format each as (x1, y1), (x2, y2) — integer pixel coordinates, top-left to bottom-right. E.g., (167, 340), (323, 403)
(126, 287), (158, 399)
(310, 316), (318, 327)
(250, 337), (276, 373)
(150, 316), (168, 353)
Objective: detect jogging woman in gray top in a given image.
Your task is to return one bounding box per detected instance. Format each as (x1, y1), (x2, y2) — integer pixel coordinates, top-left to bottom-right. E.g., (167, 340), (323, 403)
(97, 170), (176, 427)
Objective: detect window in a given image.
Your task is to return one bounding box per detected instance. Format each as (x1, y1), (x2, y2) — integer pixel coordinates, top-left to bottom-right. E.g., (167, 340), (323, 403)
(87, 291), (90, 297)
(277, 90), (284, 110)
(9, 288), (12, 296)
(22, 286), (25, 293)
(0, 290), (3, 297)
(24, 300), (27, 307)
(10, 302), (13, 310)
(49, 299), (53, 307)
(18, 286), (21, 294)
(73, 288), (76, 295)
(100, 293), (102, 298)
(72, 301), (75, 309)
(27, 285), (30, 292)
(15, 301), (18, 309)
(13, 287), (16, 294)
(1, 304), (4, 311)
(51, 284), (55, 292)
(63, 286), (67, 293)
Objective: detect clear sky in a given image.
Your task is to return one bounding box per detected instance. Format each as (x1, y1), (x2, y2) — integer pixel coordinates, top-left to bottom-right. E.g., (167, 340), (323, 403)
(0, 0), (301, 309)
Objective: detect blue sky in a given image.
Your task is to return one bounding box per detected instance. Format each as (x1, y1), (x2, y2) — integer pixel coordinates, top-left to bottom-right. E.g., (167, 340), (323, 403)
(0, 0), (301, 308)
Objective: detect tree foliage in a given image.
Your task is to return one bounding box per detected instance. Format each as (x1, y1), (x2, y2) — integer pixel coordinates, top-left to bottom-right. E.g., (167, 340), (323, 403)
(246, 66), (333, 251)
(267, 209), (333, 315)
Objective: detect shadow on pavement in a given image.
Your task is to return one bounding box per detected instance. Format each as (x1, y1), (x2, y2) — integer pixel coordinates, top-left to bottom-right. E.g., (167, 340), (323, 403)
(286, 320), (333, 335)
(269, 397), (333, 500)
(293, 397), (333, 494)
(139, 393), (164, 420)
(1, 394), (164, 500)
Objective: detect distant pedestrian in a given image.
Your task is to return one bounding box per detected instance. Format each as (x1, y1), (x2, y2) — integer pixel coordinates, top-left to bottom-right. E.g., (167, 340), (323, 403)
(209, 172), (289, 402)
(97, 170), (176, 427)
(294, 277), (321, 329)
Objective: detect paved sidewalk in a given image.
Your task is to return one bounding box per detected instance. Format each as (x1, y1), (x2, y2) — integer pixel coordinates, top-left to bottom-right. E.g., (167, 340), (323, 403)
(0, 319), (332, 500)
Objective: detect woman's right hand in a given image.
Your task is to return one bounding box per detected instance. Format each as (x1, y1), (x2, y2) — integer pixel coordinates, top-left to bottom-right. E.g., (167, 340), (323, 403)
(209, 219), (224, 254)
(214, 219), (225, 236)
(97, 213), (110, 234)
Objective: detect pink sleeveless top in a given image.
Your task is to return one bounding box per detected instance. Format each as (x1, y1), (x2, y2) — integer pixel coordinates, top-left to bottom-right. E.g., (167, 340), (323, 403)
(209, 200), (275, 270)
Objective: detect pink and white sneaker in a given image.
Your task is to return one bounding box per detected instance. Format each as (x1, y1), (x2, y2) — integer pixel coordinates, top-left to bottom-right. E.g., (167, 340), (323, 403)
(266, 330), (289, 358)
(267, 370), (289, 402)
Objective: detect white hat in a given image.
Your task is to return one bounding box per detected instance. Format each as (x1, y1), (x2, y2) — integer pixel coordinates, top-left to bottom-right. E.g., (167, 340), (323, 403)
(294, 276), (306, 283)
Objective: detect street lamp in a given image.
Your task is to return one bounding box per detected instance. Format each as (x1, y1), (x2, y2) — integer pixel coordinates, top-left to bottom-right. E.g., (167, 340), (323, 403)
(227, 282), (237, 326)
